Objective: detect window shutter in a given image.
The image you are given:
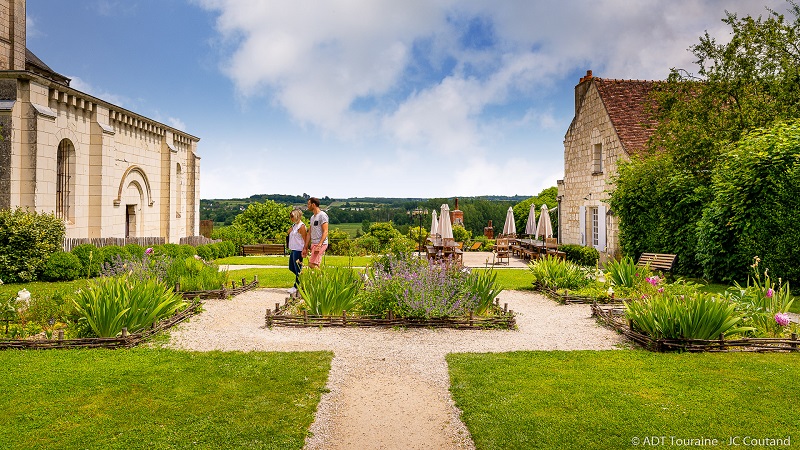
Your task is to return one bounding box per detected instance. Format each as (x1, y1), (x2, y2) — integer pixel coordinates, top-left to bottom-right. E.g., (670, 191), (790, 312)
(579, 205), (586, 246)
(597, 205), (606, 251)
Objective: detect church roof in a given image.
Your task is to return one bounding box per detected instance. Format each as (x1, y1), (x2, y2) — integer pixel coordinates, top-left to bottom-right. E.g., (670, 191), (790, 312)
(25, 48), (70, 86)
(593, 77), (659, 155)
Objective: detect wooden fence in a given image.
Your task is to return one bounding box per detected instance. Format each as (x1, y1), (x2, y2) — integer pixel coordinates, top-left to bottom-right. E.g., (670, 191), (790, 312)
(592, 303), (800, 353)
(180, 235), (222, 246)
(63, 236), (165, 252)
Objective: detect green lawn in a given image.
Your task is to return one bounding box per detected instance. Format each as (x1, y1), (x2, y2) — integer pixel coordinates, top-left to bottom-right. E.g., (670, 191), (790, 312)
(217, 255), (374, 267)
(448, 351), (800, 450)
(0, 348), (332, 450)
(330, 222), (363, 237)
(477, 268), (535, 291)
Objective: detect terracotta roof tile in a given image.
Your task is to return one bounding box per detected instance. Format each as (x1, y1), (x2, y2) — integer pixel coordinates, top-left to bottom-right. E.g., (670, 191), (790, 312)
(594, 78), (659, 155)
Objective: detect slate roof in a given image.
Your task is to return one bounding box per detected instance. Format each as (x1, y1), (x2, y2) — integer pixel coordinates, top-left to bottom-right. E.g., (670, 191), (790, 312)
(25, 48), (70, 86)
(593, 77), (659, 155)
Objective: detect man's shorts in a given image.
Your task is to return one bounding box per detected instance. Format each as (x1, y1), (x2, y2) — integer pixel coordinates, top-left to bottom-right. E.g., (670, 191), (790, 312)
(309, 243), (328, 266)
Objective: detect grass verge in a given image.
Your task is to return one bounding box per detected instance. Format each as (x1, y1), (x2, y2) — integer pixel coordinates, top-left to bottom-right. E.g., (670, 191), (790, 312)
(0, 348), (332, 450)
(217, 255), (374, 267)
(447, 350), (800, 450)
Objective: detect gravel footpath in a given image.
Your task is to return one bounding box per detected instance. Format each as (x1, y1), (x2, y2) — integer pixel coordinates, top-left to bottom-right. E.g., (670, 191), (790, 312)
(169, 288), (624, 449)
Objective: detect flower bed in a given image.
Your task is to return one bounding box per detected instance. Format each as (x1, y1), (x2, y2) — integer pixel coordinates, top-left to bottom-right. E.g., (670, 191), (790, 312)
(0, 299), (203, 350)
(537, 287), (625, 305)
(265, 297), (516, 329)
(592, 303), (800, 353)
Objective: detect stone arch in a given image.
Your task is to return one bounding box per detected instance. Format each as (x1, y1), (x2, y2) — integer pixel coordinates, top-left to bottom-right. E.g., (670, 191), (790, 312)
(114, 165), (154, 207)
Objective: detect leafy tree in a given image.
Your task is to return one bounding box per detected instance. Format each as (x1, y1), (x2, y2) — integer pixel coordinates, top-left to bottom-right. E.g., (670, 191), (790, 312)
(231, 200), (292, 242)
(0, 208), (65, 282)
(452, 225), (472, 243)
(696, 120), (800, 283)
(613, 1), (800, 277)
(513, 187), (558, 235)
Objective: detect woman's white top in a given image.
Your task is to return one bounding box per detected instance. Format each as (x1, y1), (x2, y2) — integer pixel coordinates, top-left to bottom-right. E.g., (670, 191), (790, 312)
(288, 222), (306, 251)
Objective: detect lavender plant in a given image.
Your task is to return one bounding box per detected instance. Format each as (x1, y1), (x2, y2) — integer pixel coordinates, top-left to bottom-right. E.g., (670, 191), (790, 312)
(359, 256), (500, 319)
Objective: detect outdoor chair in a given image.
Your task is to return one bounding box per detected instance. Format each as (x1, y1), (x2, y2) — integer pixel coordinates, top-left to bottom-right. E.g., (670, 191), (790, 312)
(468, 241), (482, 251)
(494, 238), (510, 265)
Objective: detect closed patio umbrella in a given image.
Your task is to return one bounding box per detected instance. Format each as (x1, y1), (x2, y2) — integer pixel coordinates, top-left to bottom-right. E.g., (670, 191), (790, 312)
(535, 204), (553, 240)
(438, 204), (454, 241)
(502, 206), (516, 236)
(429, 210), (439, 239)
(524, 203), (537, 236)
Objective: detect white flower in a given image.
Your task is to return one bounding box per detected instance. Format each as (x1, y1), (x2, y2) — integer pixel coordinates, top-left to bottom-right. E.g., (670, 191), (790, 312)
(607, 286), (614, 296)
(17, 288), (31, 302)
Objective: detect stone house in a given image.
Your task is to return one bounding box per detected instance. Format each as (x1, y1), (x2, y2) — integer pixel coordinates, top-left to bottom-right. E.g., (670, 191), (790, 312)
(0, 0), (200, 243)
(557, 70), (657, 259)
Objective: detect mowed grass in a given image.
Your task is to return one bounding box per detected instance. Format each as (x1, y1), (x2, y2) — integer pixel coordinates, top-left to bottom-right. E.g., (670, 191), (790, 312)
(217, 255), (374, 267)
(447, 351), (800, 450)
(0, 348), (332, 450)
(330, 223), (363, 237)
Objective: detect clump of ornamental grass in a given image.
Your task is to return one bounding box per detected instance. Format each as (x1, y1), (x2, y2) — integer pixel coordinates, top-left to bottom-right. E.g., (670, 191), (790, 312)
(528, 255), (591, 290)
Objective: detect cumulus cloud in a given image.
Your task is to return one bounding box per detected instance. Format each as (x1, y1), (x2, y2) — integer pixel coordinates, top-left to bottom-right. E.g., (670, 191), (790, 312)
(167, 117), (187, 131)
(195, 0), (790, 196)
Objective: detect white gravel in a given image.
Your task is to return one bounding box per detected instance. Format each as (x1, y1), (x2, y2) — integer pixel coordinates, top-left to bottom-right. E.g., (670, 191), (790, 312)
(168, 288), (624, 449)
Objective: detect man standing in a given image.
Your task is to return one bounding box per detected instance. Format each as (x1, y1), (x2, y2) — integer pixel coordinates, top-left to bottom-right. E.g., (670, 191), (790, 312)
(303, 197), (329, 269)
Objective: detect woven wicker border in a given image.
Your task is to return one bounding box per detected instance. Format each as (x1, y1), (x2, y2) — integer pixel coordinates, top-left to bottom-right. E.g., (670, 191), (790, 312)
(537, 287), (625, 305)
(265, 297), (517, 329)
(591, 303), (800, 352)
(0, 278), (260, 350)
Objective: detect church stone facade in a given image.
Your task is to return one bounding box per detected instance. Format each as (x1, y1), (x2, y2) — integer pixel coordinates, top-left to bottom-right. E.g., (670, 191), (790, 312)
(558, 71), (656, 260)
(0, 0), (200, 243)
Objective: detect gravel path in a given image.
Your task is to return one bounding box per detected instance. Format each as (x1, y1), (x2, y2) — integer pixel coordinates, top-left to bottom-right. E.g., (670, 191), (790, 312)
(169, 288), (624, 449)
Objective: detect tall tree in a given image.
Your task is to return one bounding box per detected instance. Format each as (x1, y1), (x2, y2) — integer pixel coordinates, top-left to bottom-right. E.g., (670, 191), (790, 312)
(612, 1), (800, 277)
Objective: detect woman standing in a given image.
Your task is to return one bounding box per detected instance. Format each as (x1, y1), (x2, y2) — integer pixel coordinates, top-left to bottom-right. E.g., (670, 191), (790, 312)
(287, 209), (307, 297)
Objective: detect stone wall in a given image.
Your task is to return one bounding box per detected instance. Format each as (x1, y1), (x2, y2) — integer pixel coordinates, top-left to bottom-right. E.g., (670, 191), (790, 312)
(560, 80), (628, 258)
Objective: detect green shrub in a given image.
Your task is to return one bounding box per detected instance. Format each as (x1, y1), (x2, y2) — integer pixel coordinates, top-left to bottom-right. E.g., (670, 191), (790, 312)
(697, 120), (800, 283)
(211, 224), (258, 248)
(124, 243), (145, 259)
(72, 275), (186, 337)
(559, 244), (599, 267)
(42, 251), (83, 281)
(71, 244), (102, 278)
(153, 243), (195, 259)
(101, 245), (128, 266)
(298, 267), (362, 316)
(625, 292), (753, 340)
(452, 225), (472, 243)
(195, 245), (214, 261)
(356, 235), (381, 254)
(529, 256), (591, 290)
(0, 208), (65, 282)
(327, 228), (352, 256)
(18, 288), (76, 330)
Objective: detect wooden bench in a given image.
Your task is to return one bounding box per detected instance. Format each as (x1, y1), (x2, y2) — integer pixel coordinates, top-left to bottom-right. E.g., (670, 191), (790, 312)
(636, 253), (677, 272)
(241, 243), (286, 256)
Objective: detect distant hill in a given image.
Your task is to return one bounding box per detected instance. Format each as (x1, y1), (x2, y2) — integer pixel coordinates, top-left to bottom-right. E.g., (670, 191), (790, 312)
(200, 193), (535, 233)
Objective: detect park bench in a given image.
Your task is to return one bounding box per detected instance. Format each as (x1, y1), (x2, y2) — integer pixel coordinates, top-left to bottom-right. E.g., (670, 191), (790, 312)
(241, 243), (286, 256)
(636, 253), (677, 272)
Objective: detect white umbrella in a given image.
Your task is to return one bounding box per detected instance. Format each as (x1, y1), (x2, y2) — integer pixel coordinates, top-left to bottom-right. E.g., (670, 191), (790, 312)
(535, 204), (553, 240)
(429, 210), (439, 240)
(502, 206), (516, 236)
(524, 203), (537, 235)
(438, 204), (454, 241)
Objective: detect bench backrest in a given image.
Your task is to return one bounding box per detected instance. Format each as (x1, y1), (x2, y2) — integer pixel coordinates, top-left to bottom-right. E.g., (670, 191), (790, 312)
(636, 253), (677, 271)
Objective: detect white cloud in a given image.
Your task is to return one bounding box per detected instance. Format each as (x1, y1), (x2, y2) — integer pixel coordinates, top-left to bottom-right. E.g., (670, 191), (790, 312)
(195, 0), (792, 198)
(68, 76), (128, 107)
(167, 117), (187, 131)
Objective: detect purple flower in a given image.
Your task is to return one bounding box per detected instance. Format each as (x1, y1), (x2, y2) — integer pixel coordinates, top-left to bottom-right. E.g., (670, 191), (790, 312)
(766, 288), (774, 298)
(775, 313), (790, 327)
(145, 247), (154, 255)
(657, 287), (664, 293)
(645, 276), (660, 286)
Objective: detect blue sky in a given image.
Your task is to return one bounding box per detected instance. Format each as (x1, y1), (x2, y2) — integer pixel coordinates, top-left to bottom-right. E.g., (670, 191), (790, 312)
(26, 0), (790, 199)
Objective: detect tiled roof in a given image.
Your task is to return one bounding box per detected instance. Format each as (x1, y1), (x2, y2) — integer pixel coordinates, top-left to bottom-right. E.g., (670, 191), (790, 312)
(25, 48), (71, 86)
(594, 78), (659, 155)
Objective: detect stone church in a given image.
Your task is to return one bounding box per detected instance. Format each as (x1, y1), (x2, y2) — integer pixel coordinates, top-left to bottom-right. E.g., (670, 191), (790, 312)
(557, 70), (657, 259)
(0, 0), (200, 243)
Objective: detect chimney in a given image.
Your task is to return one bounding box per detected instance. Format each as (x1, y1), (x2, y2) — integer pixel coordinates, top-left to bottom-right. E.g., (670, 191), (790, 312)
(575, 70), (594, 114)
